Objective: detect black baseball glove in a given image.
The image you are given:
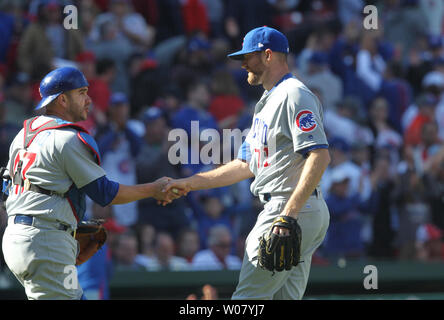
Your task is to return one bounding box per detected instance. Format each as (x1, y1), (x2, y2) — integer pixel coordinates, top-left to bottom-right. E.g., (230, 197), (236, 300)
(258, 215), (302, 272)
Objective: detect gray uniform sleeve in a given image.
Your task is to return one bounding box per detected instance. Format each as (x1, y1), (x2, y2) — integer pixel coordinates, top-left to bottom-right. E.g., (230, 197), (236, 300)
(286, 89), (328, 153)
(60, 132), (106, 189)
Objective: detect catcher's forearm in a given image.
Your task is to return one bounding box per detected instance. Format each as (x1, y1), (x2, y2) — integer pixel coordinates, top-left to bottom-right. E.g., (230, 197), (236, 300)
(188, 159), (254, 191)
(110, 183), (157, 205)
(282, 148), (330, 218)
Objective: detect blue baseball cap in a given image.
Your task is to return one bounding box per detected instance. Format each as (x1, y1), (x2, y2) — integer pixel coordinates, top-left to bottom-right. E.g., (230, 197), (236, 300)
(142, 107), (164, 123)
(309, 51), (328, 65)
(227, 26), (290, 60)
(110, 92), (128, 106)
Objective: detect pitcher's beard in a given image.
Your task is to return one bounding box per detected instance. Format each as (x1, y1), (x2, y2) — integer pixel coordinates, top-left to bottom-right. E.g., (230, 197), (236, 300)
(247, 71), (263, 86)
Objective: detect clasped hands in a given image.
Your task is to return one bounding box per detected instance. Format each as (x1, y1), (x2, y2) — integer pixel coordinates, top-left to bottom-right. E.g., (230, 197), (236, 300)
(152, 177), (191, 206)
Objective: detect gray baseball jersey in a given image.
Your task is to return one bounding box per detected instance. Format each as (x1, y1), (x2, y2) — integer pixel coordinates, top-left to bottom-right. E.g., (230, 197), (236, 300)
(6, 115), (106, 228)
(233, 73), (330, 300)
(242, 74), (328, 196)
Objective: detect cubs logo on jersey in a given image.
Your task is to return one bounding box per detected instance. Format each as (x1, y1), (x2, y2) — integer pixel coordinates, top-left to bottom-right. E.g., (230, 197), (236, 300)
(296, 110), (317, 132)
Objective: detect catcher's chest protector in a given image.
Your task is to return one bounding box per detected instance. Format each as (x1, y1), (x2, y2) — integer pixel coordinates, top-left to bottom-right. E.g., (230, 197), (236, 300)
(10, 116), (101, 222)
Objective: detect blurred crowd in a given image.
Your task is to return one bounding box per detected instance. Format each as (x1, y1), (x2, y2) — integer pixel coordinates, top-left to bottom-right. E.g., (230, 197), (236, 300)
(1, 0), (444, 298)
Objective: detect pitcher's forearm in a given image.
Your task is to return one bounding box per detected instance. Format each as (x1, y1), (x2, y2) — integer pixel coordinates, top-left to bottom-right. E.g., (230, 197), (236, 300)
(189, 159), (254, 191)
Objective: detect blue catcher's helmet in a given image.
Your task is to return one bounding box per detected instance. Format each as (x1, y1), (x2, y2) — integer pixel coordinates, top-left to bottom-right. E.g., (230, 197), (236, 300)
(35, 66), (89, 110)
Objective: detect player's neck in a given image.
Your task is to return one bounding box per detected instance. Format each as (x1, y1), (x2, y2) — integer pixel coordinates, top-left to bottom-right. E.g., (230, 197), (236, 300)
(45, 109), (73, 123)
(262, 65), (290, 91)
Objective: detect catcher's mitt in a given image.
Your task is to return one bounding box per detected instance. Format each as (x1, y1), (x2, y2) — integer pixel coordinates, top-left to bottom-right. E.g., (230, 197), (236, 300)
(75, 219), (107, 266)
(258, 215), (302, 272)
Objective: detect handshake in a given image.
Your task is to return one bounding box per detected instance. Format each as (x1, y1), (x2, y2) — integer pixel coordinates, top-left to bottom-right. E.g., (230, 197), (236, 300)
(151, 177), (191, 206)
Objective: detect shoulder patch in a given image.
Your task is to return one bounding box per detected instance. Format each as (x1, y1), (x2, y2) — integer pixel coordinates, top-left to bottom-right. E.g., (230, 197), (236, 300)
(296, 110), (317, 132)
(77, 132), (101, 165)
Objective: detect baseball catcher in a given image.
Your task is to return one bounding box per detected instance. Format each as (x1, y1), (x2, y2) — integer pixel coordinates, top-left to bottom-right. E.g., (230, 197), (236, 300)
(75, 220), (107, 265)
(258, 216), (302, 272)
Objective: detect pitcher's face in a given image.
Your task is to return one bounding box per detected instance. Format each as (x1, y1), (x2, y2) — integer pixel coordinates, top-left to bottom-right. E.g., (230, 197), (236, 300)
(241, 52), (266, 86)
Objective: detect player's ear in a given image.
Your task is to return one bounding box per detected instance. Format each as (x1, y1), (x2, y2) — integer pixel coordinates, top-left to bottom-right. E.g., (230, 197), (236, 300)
(59, 93), (70, 108)
(263, 49), (273, 64)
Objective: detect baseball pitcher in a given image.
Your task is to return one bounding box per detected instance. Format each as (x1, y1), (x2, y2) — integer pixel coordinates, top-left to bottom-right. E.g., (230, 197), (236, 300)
(164, 26), (330, 300)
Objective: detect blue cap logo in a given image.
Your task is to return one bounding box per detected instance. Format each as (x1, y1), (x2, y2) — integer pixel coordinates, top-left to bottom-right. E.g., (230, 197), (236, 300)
(227, 26), (289, 60)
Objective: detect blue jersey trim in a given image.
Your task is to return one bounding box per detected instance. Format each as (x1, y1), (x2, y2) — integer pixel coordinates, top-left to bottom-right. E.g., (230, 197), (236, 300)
(80, 176), (119, 207)
(267, 73), (293, 95)
(77, 132), (101, 165)
(237, 141), (251, 162)
(298, 144), (329, 158)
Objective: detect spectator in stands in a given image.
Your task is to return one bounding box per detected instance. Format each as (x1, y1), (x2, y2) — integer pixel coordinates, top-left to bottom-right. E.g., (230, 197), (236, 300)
(78, 0), (101, 43)
(171, 80), (217, 136)
(368, 96), (404, 167)
(323, 167), (368, 259)
(379, 61), (413, 133)
(406, 34), (444, 95)
(393, 167), (431, 260)
(136, 224), (156, 258)
(181, 0), (210, 36)
(0, 2), (17, 66)
(89, 0), (155, 53)
(3, 72), (33, 126)
(337, 0), (365, 26)
(136, 107), (190, 237)
(170, 79), (219, 176)
(128, 53), (165, 118)
(423, 152), (444, 230)
(176, 228), (201, 263)
(356, 29), (387, 95)
(415, 223), (444, 262)
(224, 0), (273, 45)
(137, 232), (190, 271)
(324, 96), (373, 147)
(154, 85), (184, 121)
(300, 51), (343, 111)
(350, 142), (372, 202)
(96, 92), (143, 227)
(153, 0), (185, 42)
(186, 189), (238, 251)
(366, 154), (398, 259)
(88, 17), (134, 95)
(297, 27), (337, 76)
(17, 1), (83, 78)
(186, 284), (219, 300)
(0, 92), (20, 167)
(380, 0), (428, 66)
(328, 19), (367, 103)
(410, 121), (442, 175)
(419, 0), (444, 37)
(191, 224), (242, 270)
(208, 69), (245, 129)
(86, 58), (116, 130)
(172, 33), (214, 86)
(111, 230), (147, 271)
(321, 137), (362, 200)
(404, 94), (438, 146)
(201, 0), (225, 38)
